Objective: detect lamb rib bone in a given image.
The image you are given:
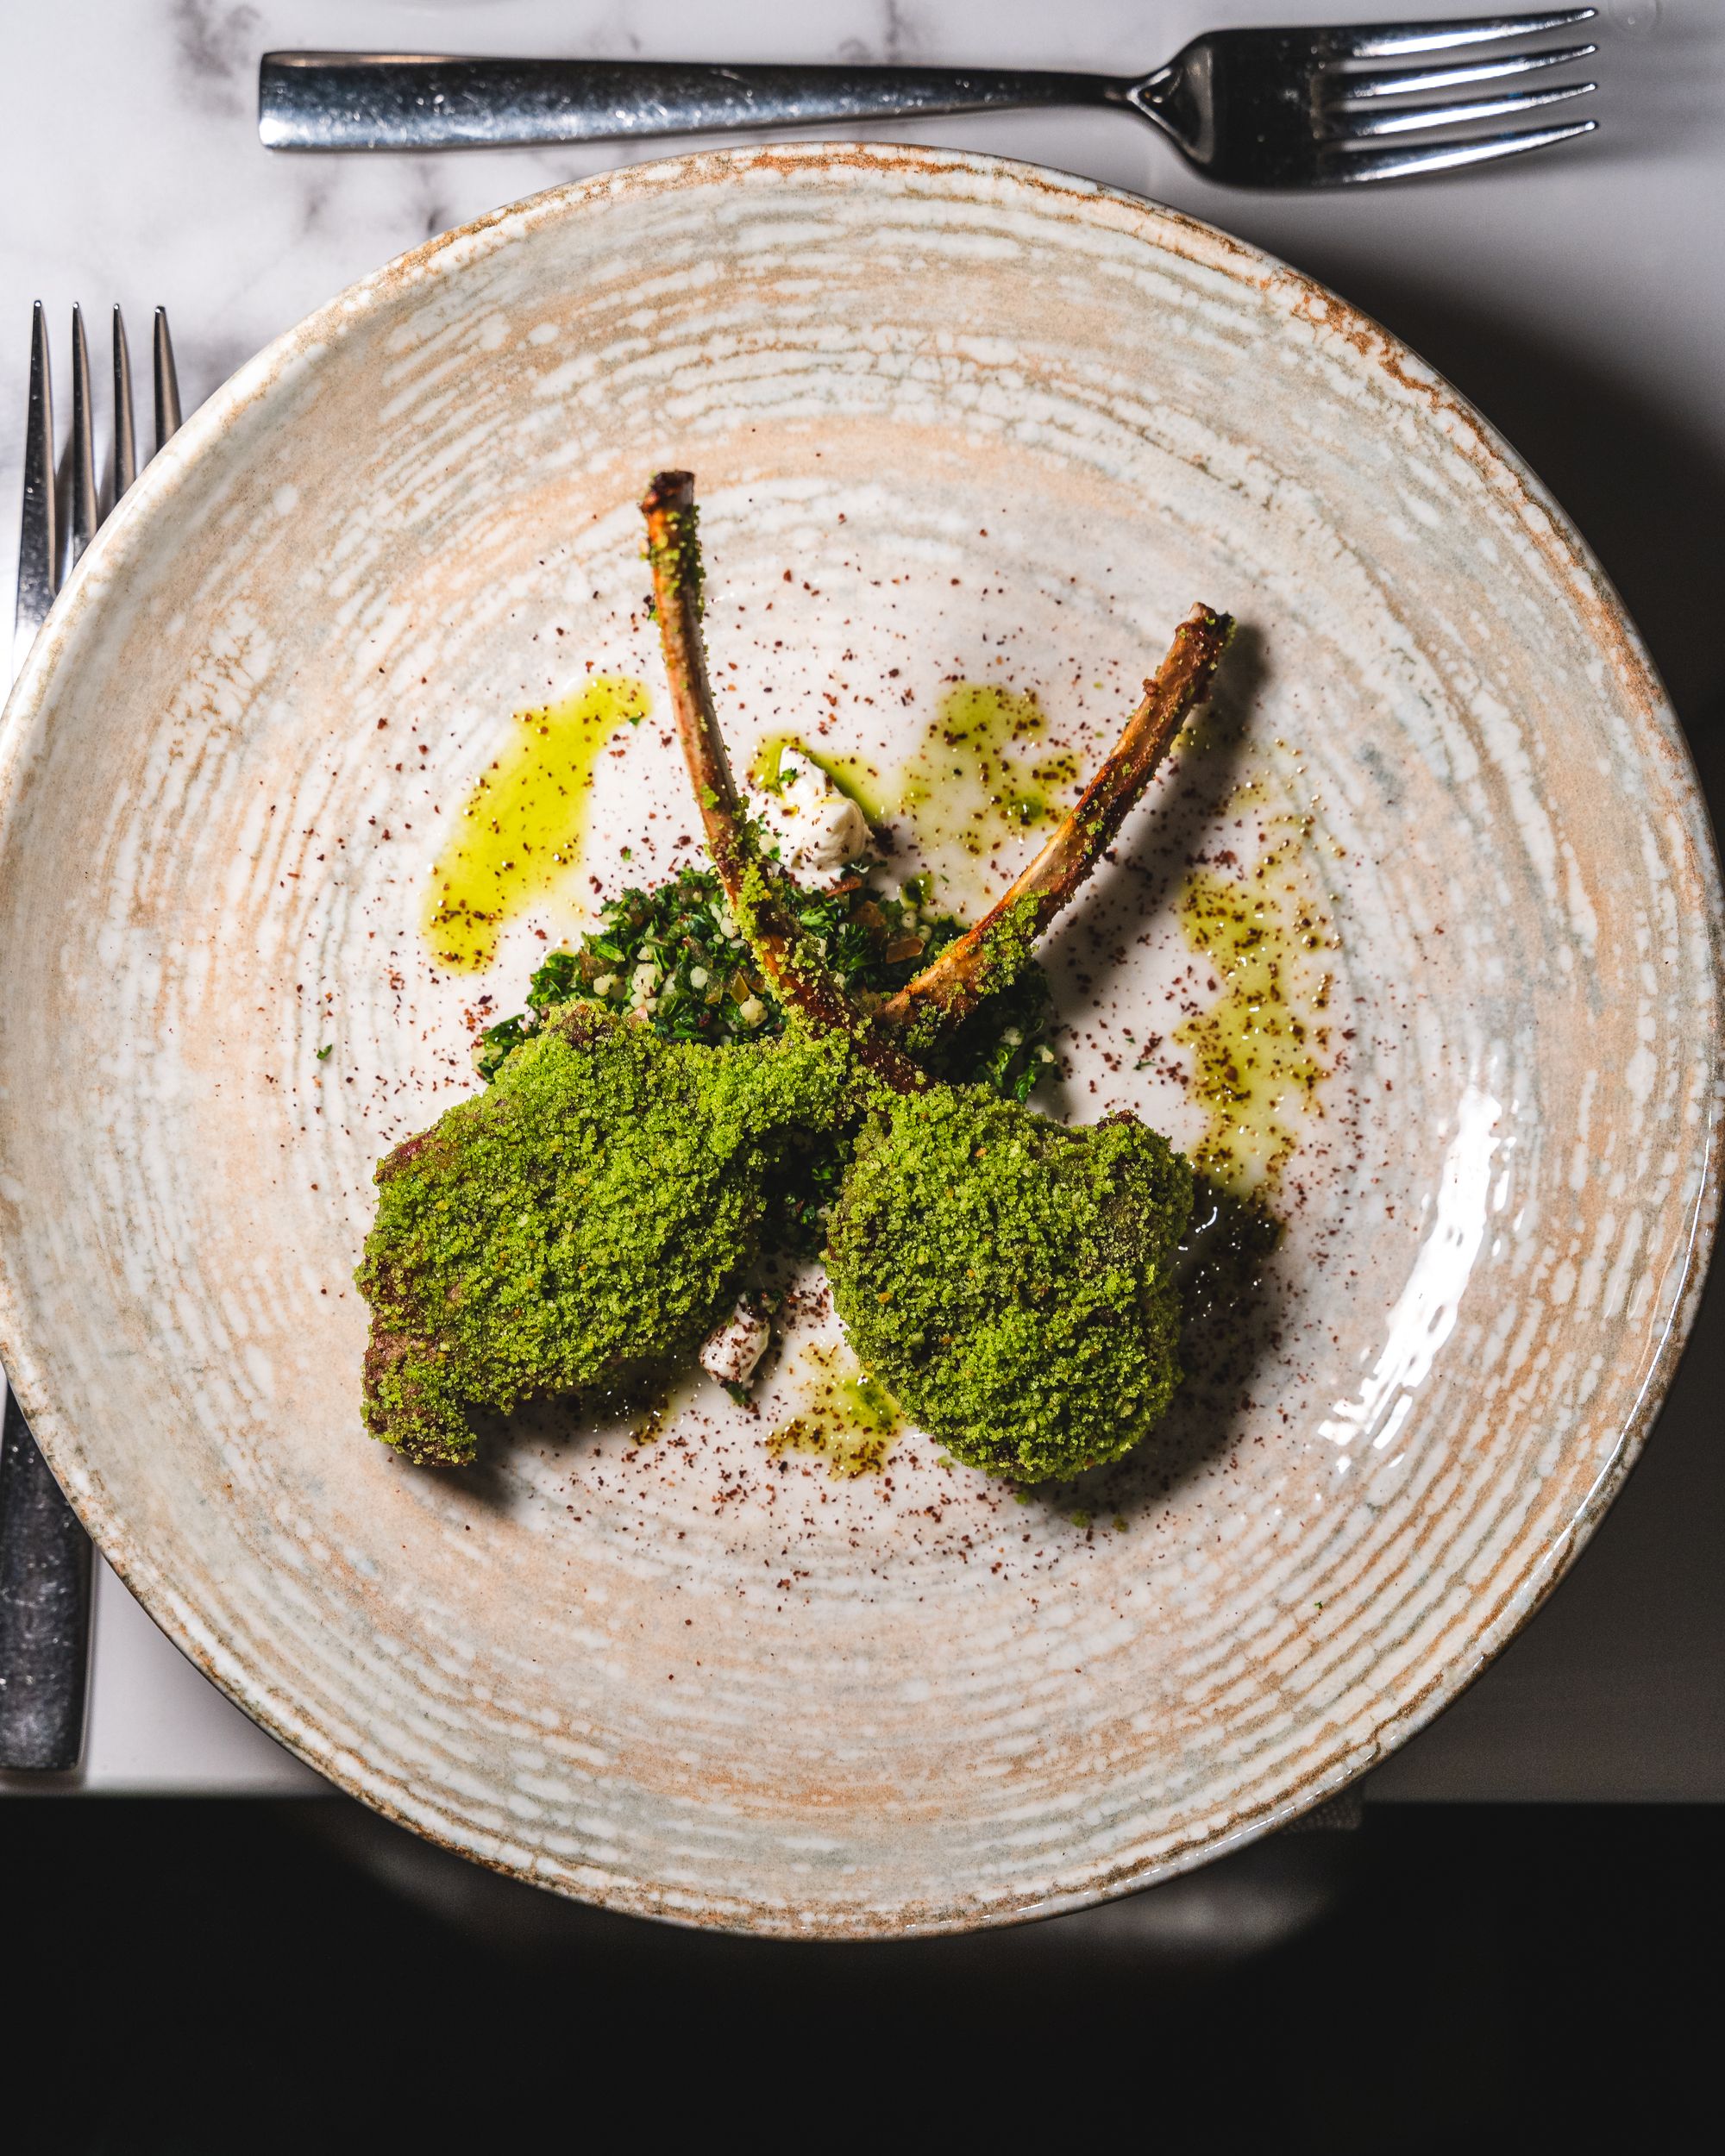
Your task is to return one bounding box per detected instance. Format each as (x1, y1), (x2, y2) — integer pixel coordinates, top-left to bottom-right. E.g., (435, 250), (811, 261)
(641, 470), (926, 1093)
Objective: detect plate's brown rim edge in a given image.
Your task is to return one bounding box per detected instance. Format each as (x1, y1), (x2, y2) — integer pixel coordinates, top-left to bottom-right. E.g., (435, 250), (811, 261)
(0, 138), (1720, 1939)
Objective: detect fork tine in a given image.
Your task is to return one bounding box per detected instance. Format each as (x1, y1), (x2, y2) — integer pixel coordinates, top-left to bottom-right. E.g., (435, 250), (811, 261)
(1327, 115), (1598, 183)
(1324, 9), (1596, 60)
(1331, 78), (1596, 138)
(66, 306), (97, 573)
(1333, 42), (1595, 99)
(112, 307), (137, 504)
(13, 304), (57, 674)
(153, 308), (182, 454)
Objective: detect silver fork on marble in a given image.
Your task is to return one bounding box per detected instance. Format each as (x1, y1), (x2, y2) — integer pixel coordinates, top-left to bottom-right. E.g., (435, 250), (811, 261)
(1, 301), (181, 1771)
(260, 9), (1600, 186)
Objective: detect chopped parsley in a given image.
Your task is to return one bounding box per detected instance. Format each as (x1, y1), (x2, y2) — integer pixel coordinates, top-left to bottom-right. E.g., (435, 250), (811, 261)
(476, 862), (1052, 1093)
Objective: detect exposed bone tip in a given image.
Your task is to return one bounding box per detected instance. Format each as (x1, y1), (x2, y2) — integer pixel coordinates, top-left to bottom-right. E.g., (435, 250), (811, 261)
(700, 1299), (772, 1390)
(641, 468), (695, 515)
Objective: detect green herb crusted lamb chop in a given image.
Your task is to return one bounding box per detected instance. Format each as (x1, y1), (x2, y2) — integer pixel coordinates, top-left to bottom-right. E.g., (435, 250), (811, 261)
(356, 1006), (854, 1464)
(827, 1090), (1192, 1481)
(641, 471), (1231, 1481)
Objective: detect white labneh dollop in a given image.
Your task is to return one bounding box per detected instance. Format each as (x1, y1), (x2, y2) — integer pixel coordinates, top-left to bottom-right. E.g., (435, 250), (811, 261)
(699, 1300), (771, 1389)
(749, 748), (869, 883)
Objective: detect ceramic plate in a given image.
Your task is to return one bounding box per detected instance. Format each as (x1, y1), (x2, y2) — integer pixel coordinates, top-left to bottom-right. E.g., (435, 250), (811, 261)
(0, 146), (1717, 1934)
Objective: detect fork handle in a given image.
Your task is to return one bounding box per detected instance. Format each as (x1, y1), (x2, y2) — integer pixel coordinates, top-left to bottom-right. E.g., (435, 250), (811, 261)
(0, 1387), (91, 1771)
(259, 52), (1139, 152)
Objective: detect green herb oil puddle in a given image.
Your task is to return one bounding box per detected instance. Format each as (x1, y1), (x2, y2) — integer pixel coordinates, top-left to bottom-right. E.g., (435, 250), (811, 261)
(1175, 833), (1333, 1190)
(423, 676), (649, 972)
(900, 683), (1080, 857)
(768, 1342), (901, 1478)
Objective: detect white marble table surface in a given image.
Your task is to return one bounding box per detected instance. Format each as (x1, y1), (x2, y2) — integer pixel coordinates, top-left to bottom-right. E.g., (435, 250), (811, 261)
(2, 0), (1721, 1799)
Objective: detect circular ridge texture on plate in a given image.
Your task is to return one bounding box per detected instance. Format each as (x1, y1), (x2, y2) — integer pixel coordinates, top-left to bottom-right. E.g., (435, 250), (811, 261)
(0, 145), (1718, 1934)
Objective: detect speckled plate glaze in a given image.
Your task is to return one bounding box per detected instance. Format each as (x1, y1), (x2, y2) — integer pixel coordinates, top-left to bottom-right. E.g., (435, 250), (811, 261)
(1, 146), (1718, 1934)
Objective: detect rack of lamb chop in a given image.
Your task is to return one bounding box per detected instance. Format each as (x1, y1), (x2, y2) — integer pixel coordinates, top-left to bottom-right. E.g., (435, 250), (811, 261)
(355, 471), (1230, 1477)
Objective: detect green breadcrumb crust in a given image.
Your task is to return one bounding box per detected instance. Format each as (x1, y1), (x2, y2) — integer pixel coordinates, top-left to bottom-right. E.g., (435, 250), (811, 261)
(974, 892), (1042, 999)
(826, 1087), (1194, 1482)
(356, 1009), (857, 1464)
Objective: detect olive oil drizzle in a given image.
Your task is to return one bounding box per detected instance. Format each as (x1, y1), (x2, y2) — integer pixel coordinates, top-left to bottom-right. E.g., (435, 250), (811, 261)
(422, 676), (649, 972)
(901, 682), (1081, 857)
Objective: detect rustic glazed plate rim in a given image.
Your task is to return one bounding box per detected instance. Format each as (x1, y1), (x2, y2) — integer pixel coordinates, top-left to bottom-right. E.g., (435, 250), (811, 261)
(1, 141), (1721, 1931)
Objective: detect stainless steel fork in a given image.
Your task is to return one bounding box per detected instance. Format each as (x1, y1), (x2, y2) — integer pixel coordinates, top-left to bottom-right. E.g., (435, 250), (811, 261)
(1, 301), (182, 1771)
(260, 9), (1599, 187)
